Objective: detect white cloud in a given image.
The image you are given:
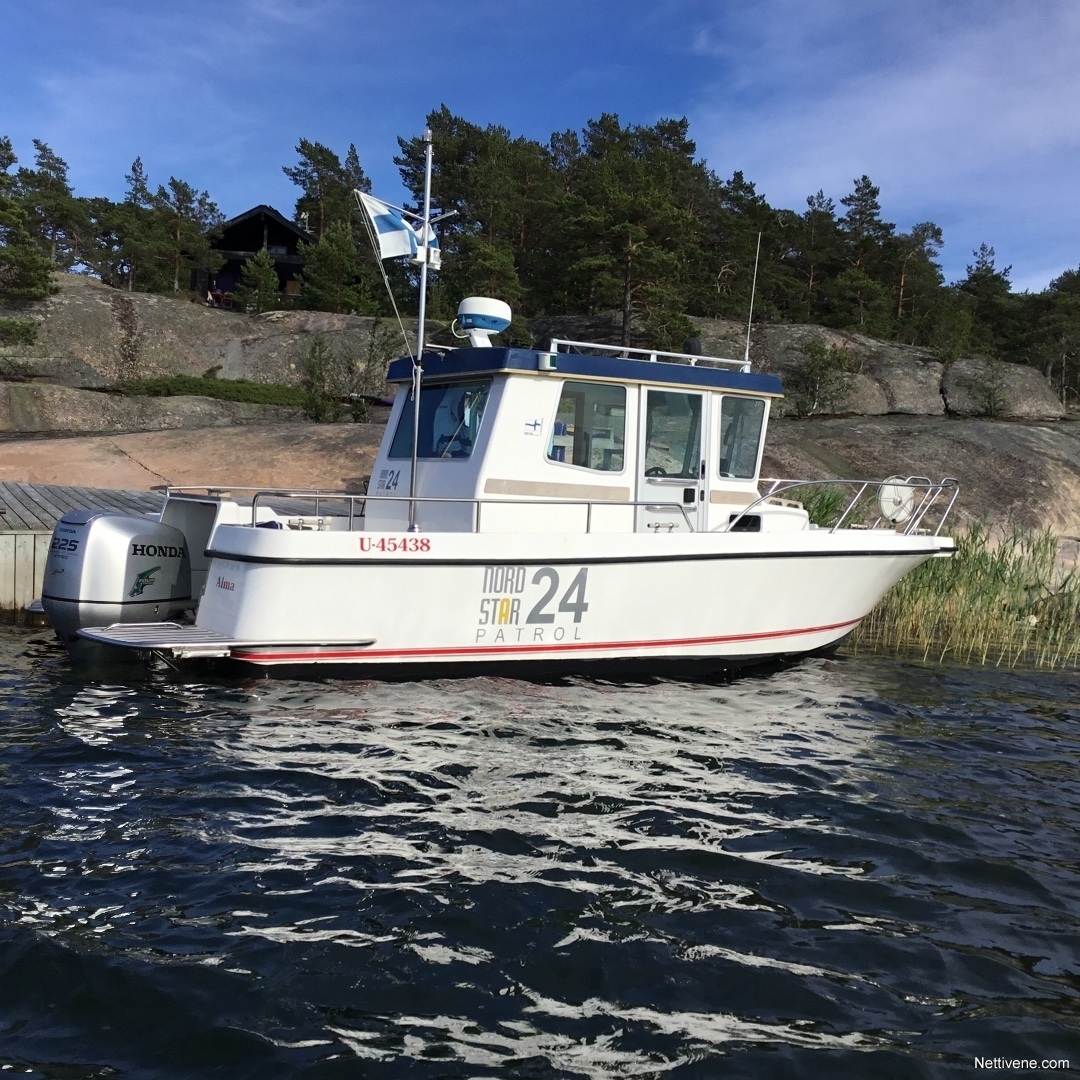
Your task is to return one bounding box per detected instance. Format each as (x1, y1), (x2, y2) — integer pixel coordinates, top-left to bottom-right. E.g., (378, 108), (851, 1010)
(5, 0), (1076, 289)
(687, 0), (1080, 286)
(5, 0), (396, 210)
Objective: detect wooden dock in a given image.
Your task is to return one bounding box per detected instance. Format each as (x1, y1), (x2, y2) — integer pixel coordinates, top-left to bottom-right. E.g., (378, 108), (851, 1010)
(0, 482), (163, 621)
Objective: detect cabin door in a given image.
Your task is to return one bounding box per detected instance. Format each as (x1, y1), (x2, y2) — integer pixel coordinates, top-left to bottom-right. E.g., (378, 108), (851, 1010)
(635, 388), (708, 533)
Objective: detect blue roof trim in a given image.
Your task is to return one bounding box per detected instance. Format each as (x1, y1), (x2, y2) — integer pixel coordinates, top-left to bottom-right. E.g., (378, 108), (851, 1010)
(387, 348), (540, 383)
(553, 353), (783, 395)
(386, 347), (784, 395)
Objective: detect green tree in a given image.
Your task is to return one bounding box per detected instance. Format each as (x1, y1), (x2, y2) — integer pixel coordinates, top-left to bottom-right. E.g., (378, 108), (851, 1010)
(787, 338), (859, 416)
(0, 138), (55, 301)
(113, 157), (173, 292)
(958, 243), (1014, 356)
(795, 190), (841, 321)
(233, 246), (282, 313)
(153, 176), (223, 293)
(72, 195), (126, 286)
(693, 169), (773, 321)
(299, 220), (371, 313)
(838, 175), (894, 272)
(396, 108), (561, 318)
(14, 140), (83, 268)
(825, 266), (892, 335)
(922, 286), (973, 362)
(299, 333), (366, 421)
(886, 222), (945, 344)
(283, 139), (369, 238)
(559, 113), (698, 346)
(1012, 270), (1080, 403)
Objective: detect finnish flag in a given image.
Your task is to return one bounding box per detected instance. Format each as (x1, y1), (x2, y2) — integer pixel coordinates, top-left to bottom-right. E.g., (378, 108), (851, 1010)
(356, 191), (440, 269)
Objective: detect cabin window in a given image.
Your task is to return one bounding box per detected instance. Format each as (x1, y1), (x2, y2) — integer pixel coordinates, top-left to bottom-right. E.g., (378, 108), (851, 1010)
(718, 396), (765, 479)
(643, 390), (702, 479)
(547, 382), (626, 471)
(389, 379), (492, 460)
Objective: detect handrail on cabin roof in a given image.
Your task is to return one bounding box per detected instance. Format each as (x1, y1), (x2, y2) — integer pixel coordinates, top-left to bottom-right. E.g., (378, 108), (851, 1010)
(549, 338), (750, 373)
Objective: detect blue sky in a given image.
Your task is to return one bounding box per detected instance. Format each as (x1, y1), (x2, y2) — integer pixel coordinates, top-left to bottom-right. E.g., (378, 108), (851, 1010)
(2, 0), (1077, 292)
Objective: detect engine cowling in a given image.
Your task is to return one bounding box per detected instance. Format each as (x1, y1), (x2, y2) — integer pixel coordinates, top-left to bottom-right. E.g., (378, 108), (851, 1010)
(41, 510), (193, 645)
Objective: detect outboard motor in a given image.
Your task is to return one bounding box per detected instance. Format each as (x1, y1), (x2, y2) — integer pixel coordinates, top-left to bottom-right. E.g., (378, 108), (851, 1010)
(41, 510), (193, 646)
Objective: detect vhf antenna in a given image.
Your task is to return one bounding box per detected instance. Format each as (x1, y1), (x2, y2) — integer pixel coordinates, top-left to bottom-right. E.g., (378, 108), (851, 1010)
(743, 231), (761, 371)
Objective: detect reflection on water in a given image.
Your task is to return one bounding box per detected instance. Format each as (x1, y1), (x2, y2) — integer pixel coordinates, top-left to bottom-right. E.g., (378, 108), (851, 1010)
(0, 629), (1077, 1077)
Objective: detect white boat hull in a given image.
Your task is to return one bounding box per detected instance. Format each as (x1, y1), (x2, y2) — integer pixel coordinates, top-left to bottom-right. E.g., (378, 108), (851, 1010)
(100, 525), (948, 670)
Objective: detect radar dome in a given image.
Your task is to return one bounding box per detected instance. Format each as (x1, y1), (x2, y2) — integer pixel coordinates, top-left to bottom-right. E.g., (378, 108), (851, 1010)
(456, 297), (511, 347)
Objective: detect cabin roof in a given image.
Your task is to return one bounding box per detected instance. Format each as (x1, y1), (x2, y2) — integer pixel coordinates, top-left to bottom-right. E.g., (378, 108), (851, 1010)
(217, 204), (314, 242)
(387, 347), (784, 396)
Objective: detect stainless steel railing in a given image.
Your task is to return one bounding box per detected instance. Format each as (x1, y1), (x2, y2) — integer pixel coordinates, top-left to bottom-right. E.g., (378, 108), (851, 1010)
(739, 476), (960, 536)
(549, 338), (749, 371)
(237, 490), (697, 534)
(160, 478), (959, 538)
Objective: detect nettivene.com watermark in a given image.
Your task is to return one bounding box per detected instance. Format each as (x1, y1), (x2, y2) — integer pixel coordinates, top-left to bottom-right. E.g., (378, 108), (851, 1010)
(974, 1060), (1071, 1071)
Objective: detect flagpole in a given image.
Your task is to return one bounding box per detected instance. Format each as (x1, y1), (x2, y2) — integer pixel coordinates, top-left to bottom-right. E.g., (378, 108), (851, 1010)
(408, 127), (434, 532)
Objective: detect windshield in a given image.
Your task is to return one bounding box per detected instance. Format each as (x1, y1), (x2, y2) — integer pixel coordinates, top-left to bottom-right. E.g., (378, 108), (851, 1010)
(389, 379), (492, 460)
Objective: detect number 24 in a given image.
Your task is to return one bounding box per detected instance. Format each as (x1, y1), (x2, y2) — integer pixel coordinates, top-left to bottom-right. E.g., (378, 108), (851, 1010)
(527, 567), (589, 624)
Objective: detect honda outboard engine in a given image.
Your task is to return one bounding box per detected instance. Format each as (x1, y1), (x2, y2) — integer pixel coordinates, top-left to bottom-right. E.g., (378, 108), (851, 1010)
(41, 510), (193, 645)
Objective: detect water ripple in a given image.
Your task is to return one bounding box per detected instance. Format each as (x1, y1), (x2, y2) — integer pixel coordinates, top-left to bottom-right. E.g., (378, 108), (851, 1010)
(0, 630), (1077, 1077)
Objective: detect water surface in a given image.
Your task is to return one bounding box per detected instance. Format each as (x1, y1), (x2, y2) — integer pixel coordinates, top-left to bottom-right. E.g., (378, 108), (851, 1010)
(0, 629), (1077, 1077)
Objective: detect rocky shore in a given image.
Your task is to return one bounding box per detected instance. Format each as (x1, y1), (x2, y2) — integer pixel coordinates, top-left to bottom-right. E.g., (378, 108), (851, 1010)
(1, 274), (1077, 537)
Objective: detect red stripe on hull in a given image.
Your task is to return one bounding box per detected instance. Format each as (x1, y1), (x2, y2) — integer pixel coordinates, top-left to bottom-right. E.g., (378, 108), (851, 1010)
(228, 617), (862, 665)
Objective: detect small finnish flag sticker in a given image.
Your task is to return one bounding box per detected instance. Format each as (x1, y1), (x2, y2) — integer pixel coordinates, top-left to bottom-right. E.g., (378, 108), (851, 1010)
(524, 419), (543, 436)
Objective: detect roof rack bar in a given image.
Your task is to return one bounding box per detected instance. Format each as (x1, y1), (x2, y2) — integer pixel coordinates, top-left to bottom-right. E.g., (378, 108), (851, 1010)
(549, 339), (749, 372)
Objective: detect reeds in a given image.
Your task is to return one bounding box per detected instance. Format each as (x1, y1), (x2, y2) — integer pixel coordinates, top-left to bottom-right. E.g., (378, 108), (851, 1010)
(851, 523), (1080, 669)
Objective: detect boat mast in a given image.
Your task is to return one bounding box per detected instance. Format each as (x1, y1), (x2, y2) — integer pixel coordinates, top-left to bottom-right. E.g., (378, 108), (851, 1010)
(408, 127), (435, 531)
(743, 231), (761, 371)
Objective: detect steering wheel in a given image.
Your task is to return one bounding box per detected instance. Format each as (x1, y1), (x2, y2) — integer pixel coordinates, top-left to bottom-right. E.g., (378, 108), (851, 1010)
(645, 466), (668, 477)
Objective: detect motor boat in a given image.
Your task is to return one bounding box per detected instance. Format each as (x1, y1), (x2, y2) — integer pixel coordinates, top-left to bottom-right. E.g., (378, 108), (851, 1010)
(35, 131), (957, 676)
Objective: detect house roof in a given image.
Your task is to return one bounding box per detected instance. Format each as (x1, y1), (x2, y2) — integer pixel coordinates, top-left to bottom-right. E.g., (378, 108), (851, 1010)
(216, 204), (315, 243)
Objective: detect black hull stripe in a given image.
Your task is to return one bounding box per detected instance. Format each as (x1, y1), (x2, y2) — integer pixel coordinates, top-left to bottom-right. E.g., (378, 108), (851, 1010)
(205, 548), (945, 568)
(41, 594), (192, 606)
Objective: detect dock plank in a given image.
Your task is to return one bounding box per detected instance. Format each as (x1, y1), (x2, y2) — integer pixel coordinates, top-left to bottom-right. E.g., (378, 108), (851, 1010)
(3, 483), (60, 530)
(0, 483), (162, 533)
(34, 533), (51, 589)
(0, 487), (38, 531)
(21, 484), (68, 521)
(0, 537), (14, 609)
(13, 533), (38, 610)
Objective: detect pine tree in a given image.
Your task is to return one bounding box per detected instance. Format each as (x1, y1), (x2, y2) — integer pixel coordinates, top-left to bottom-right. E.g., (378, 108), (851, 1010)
(0, 139), (55, 301)
(153, 177), (223, 293)
(959, 244), (1014, 356)
(110, 157), (170, 291)
(283, 140), (368, 238)
(233, 247), (282, 313)
(839, 175), (894, 271)
(825, 267), (892, 335)
(14, 140), (83, 268)
(1010, 270), (1080, 402)
(795, 190), (841, 320)
(887, 222), (944, 343)
(299, 220), (371, 313)
(557, 113), (697, 346)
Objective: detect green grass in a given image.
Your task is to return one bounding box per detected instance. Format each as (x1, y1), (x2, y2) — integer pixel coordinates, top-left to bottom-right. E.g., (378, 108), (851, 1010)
(851, 523), (1080, 669)
(114, 375), (306, 406)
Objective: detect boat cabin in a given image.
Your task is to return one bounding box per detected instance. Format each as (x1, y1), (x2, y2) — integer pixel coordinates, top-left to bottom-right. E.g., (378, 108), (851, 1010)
(365, 329), (803, 536)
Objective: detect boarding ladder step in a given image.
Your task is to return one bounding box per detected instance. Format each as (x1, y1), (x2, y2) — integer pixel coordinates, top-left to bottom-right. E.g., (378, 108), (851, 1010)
(78, 622), (376, 659)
